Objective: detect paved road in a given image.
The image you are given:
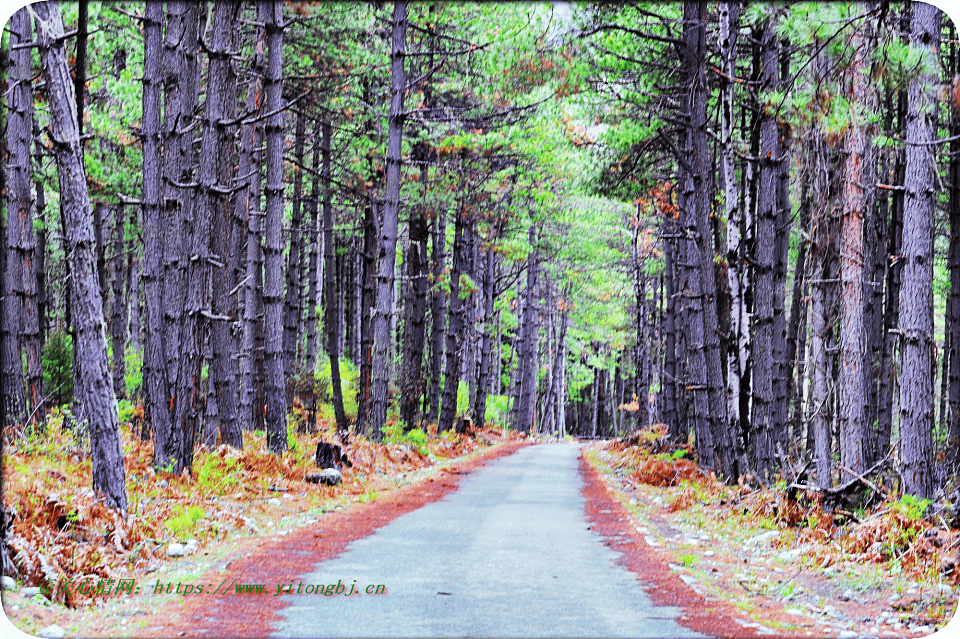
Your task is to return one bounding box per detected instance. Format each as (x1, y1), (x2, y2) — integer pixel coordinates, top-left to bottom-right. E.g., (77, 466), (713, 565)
(272, 443), (706, 638)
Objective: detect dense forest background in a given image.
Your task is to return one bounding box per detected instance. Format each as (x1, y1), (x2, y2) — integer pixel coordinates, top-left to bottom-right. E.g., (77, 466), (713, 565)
(2, 0), (959, 515)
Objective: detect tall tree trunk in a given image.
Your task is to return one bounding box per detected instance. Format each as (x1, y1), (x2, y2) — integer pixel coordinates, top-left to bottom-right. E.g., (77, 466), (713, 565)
(438, 199), (472, 433)
(877, 89), (907, 463)
(662, 223), (680, 439)
(898, 2), (940, 499)
(719, 0), (747, 462)
(262, 0), (287, 454)
(142, 0), (173, 467)
(35, 0), (128, 512)
(304, 120), (323, 373)
(512, 224), (540, 434)
(949, 42), (960, 470)
(5, 7), (38, 425)
(370, 0), (409, 438)
(472, 245), (497, 427)
(838, 15), (876, 481)
(284, 111), (307, 382)
(322, 122), (349, 433)
(399, 153), (431, 428)
(239, 7), (267, 432)
(111, 205), (127, 399)
(426, 205), (448, 424)
(751, 15), (780, 478)
(203, 1), (242, 450)
(683, 0), (738, 479)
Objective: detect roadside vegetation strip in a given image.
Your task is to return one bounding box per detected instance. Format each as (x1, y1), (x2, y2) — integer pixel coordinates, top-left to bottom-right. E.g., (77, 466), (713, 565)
(1, 409), (527, 635)
(579, 446), (772, 639)
(585, 429), (960, 637)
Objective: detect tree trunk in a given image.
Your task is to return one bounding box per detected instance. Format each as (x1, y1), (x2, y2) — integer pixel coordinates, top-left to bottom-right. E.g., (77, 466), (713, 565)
(4, 7), (37, 426)
(239, 7), (267, 432)
(438, 199), (472, 433)
(142, 0), (174, 468)
(203, 0), (242, 450)
(512, 224), (540, 434)
(370, 0), (409, 438)
(720, 0), (747, 462)
(35, 0), (128, 513)
(322, 122), (350, 433)
(111, 205), (127, 399)
(426, 204), (448, 424)
(472, 246), (497, 427)
(949, 57), (960, 470)
(751, 16), (780, 478)
(399, 155), (431, 428)
(262, 0), (287, 454)
(838, 16), (876, 481)
(898, 2), (939, 499)
(284, 111), (307, 382)
(304, 120), (323, 373)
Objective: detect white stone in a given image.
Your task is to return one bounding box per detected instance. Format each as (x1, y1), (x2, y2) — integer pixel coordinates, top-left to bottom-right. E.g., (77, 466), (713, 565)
(746, 530), (780, 546)
(166, 543), (186, 557)
(838, 631), (857, 638)
(840, 589), (854, 601)
(643, 536), (661, 547)
(704, 550), (715, 557)
(0, 576), (15, 591)
(786, 608), (804, 616)
(267, 497), (282, 506)
(38, 625), (64, 639)
(21, 587), (41, 597)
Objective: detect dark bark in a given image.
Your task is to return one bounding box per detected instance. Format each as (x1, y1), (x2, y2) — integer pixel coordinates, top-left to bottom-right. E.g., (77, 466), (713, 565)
(898, 2), (939, 499)
(203, 1), (242, 450)
(371, 1), (409, 437)
(438, 200), (473, 433)
(426, 204), (448, 423)
(399, 157), (431, 428)
(949, 48), (960, 470)
(682, 0), (739, 479)
(239, 7), (267, 432)
(322, 122), (349, 433)
(304, 120), (323, 373)
(111, 205), (127, 399)
(35, 0), (127, 513)
(472, 245), (497, 428)
(511, 224), (540, 434)
(284, 111), (307, 383)
(751, 17), (780, 478)
(838, 17), (876, 481)
(142, 0), (173, 468)
(262, 0), (287, 454)
(4, 8), (37, 425)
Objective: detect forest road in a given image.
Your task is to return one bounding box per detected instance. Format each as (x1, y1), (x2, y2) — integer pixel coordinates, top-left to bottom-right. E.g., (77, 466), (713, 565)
(272, 442), (706, 638)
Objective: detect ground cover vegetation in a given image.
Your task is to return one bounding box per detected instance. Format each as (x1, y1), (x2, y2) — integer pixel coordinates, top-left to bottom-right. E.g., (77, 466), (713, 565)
(1, 0), (959, 629)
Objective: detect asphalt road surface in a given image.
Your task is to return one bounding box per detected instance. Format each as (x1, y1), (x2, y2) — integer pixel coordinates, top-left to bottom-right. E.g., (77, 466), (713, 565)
(272, 443), (706, 638)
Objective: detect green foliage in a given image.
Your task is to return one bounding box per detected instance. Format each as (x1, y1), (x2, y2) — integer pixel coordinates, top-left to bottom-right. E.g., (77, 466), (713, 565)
(382, 423), (429, 456)
(197, 457), (240, 494)
(42, 332), (74, 408)
(164, 505), (206, 539)
(117, 399), (138, 424)
(315, 359), (359, 422)
(891, 494), (931, 521)
(125, 346), (143, 398)
(484, 394), (511, 428)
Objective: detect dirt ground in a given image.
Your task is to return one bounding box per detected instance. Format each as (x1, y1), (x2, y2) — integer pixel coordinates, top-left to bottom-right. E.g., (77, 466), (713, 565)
(583, 443), (960, 639)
